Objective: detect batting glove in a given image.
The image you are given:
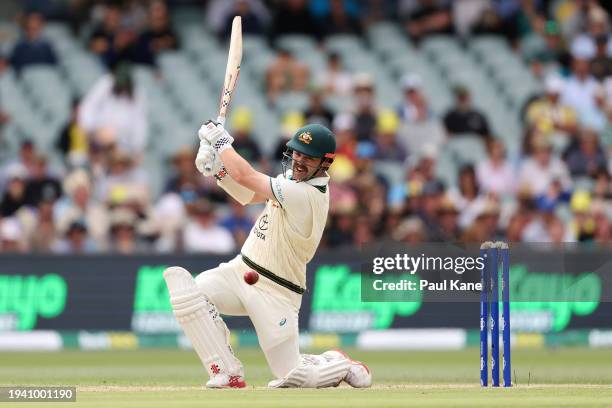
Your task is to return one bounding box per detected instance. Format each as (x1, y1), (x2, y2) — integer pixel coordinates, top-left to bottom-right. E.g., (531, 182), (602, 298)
(198, 120), (234, 154)
(195, 142), (224, 177)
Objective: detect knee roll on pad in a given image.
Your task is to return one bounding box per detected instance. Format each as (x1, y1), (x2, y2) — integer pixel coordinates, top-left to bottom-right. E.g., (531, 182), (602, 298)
(268, 356), (351, 388)
(163, 266), (243, 378)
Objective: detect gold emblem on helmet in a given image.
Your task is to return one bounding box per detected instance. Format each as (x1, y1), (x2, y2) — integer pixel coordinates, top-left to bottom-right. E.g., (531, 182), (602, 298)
(298, 131), (313, 144)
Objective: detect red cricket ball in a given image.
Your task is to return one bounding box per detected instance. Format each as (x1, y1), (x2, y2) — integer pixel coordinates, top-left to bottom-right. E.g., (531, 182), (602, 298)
(243, 270), (259, 285)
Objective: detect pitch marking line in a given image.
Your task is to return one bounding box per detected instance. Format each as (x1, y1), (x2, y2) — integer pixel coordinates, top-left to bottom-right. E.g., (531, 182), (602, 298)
(77, 384), (612, 392)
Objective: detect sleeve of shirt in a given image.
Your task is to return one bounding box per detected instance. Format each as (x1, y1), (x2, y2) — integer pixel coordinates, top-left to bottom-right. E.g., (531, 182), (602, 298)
(269, 174), (310, 215)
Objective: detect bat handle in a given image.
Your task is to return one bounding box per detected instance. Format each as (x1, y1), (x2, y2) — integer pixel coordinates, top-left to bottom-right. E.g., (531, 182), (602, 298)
(204, 116), (227, 172)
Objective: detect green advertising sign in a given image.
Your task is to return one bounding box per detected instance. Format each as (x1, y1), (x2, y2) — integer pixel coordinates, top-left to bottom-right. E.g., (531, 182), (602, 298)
(311, 263), (602, 332)
(311, 265), (423, 331)
(0, 274), (67, 330)
(509, 264), (601, 331)
(133, 265), (172, 312)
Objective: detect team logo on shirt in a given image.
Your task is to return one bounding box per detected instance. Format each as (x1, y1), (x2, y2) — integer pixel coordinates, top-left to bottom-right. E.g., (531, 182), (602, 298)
(279, 318), (287, 326)
(298, 131), (312, 144)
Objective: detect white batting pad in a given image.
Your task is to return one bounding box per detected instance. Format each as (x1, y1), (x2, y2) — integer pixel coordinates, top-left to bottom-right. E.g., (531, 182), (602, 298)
(267, 354), (350, 388)
(163, 266), (243, 378)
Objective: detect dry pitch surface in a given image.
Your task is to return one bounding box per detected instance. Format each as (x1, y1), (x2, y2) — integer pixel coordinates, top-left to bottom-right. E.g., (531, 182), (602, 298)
(1, 348), (611, 407)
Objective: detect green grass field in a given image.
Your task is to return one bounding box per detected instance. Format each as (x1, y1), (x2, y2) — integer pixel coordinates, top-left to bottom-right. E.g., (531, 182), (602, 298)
(1, 348), (611, 407)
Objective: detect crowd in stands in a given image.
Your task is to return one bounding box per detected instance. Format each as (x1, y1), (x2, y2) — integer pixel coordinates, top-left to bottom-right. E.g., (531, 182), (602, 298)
(1, 0), (612, 254)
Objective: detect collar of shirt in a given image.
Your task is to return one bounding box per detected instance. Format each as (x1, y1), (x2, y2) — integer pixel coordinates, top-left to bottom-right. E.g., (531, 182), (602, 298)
(306, 173), (330, 187)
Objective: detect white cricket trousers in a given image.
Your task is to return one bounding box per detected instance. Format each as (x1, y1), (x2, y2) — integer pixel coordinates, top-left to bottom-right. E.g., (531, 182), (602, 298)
(194, 255), (301, 378)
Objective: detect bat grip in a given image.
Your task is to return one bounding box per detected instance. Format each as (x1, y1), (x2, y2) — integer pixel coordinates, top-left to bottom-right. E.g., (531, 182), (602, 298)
(204, 116), (227, 172)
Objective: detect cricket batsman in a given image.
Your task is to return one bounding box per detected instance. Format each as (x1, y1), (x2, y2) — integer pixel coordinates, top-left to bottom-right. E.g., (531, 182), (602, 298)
(163, 121), (372, 389)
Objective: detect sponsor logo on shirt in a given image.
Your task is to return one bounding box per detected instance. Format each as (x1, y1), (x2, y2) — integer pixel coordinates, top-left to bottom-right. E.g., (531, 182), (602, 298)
(253, 213), (268, 240)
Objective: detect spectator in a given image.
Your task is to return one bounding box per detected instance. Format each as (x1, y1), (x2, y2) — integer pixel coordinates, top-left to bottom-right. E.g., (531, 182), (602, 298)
(397, 73), (431, 123)
(24, 155), (62, 207)
(590, 34), (612, 81)
(220, 200), (253, 246)
(183, 200), (235, 254)
(52, 220), (96, 254)
(471, 5), (507, 37)
(1, 140), (37, 190)
(437, 196), (461, 241)
(96, 149), (149, 206)
(392, 216), (426, 243)
(452, 0), (492, 37)
(164, 148), (222, 204)
(28, 199), (57, 252)
(461, 199), (501, 243)
(449, 164), (487, 230)
(317, 52), (353, 96)
(352, 213), (374, 247)
(372, 110), (408, 162)
(207, 0), (270, 36)
(272, 111), (306, 162)
(265, 48), (310, 103)
(353, 73), (378, 141)
(327, 208), (356, 247)
(230, 107), (267, 170)
(108, 208), (146, 254)
(568, 190), (596, 242)
(404, 0), (453, 43)
(319, 0), (362, 37)
(332, 113), (358, 162)
(518, 135), (572, 196)
(303, 88), (334, 127)
(88, 3), (133, 68)
(221, 0), (266, 38)
(476, 138), (516, 196)
(562, 55), (599, 118)
(270, 0), (321, 40)
(79, 62), (148, 157)
(0, 217), (25, 252)
(56, 99), (89, 167)
(0, 54), (10, 129)
(9, 12), (57, 72)
(1, 165), (28, 217)
(581, 84), (608, 131)
(132, 0), (179, 66)
(523, 21), (572, 75)
(560, 0), (601, 40)
(443, 84), (491, 140)
(564, 127), (608, 177)
(526, 76), (578, 138)
(54, 169), (109, 249)
(534, 179), (572, 215)
(415, 180), (445, 241)
(122, 0), (148, 32)
(522, 209), (572, 243)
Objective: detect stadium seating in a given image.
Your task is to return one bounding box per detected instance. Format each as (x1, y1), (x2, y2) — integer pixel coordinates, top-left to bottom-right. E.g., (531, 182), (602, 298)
(0, 18), (538, 198)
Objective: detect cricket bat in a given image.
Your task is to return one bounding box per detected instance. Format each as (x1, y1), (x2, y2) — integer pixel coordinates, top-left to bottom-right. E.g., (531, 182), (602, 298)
(205, 15), (242, 172)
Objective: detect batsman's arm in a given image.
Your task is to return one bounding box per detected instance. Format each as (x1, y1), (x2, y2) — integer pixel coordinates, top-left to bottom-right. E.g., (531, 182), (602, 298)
(219, 148), (275, 202)
(216, 172), (267, 205)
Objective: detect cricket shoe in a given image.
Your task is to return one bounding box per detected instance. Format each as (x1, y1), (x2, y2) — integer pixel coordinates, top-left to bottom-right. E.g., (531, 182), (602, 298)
(322, 349), (372, 388)
(205, 374), (247, 389)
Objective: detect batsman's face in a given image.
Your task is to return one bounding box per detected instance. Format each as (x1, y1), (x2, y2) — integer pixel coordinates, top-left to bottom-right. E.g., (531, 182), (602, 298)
(291, 151), (320, 181)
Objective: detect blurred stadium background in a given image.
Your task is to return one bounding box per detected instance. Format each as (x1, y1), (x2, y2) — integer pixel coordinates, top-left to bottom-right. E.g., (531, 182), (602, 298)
(1, 0), (612, 355)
